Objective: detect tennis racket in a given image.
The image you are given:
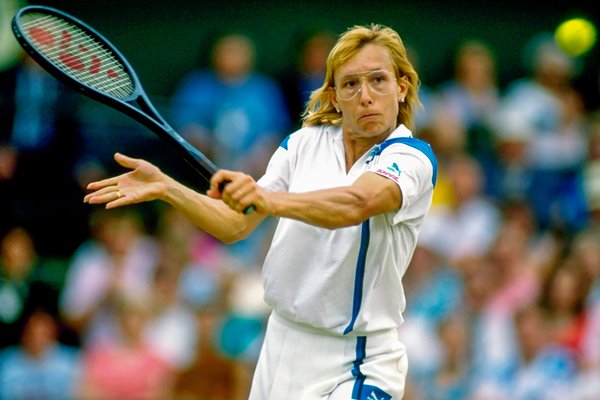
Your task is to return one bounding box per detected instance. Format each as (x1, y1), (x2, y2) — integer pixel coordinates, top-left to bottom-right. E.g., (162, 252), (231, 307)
(11, 5), (254, 213)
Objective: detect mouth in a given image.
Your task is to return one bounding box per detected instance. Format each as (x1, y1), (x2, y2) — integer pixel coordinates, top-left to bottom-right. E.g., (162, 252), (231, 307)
(359, 113), (379, 121)
(358, 114), (379, 124)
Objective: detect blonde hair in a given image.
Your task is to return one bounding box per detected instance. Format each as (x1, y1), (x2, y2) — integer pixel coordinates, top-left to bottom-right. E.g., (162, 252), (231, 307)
(302, 24), (420, 130)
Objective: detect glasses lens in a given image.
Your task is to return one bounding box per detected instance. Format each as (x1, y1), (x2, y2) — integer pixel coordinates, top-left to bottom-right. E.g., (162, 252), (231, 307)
(336, 70), (396, 100)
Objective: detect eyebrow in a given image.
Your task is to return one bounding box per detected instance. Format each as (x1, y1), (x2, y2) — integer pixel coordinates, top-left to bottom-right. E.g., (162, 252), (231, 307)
(338, 69), (390, 80)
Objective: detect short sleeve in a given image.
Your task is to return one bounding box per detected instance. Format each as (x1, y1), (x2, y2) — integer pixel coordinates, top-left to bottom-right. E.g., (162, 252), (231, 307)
(368, 141), (436, 224)
(257, 135), (292, 192)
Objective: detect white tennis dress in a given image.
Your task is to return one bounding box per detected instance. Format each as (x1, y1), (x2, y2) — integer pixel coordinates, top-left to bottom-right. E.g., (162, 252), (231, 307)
(251, 124), (437, 400)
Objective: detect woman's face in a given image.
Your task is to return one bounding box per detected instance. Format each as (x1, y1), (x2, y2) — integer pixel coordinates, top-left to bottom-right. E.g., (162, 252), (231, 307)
(332, 44), (406, 143)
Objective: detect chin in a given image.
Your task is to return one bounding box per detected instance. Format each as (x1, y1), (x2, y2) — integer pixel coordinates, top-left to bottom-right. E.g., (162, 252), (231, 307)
(361, 123), (391, 137)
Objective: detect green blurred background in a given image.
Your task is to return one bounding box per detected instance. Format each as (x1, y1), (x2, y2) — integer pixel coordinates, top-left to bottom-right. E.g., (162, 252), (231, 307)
(4, 0), (598, 108)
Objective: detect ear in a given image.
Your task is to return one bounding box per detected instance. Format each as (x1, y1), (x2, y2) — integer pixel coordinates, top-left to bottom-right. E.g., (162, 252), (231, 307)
(329, 88), (340, 112)
(397, 76), (409, 100)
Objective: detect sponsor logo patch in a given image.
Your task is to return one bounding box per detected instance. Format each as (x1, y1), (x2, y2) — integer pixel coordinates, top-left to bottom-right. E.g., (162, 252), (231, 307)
(375, 165), (401, 184)
(387, 162), (401, 175)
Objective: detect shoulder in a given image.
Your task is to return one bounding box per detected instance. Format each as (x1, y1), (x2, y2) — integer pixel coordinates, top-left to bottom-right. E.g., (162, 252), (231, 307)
(380, 126), (436, 162)
(279, 125), (337, 150)
(374, 128), (438, 187)
(383, 136), (435, 156)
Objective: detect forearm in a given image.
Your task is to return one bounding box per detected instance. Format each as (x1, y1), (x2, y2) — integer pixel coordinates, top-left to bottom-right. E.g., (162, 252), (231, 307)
(84, 154), (261, 242)
(264, 172), (401, 229)
(268, 187), (373, 229)
(161, 176), (255, 243)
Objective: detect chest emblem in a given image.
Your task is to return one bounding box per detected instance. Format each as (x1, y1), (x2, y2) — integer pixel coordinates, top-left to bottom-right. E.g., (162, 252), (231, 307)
(387, 162), (401, 175)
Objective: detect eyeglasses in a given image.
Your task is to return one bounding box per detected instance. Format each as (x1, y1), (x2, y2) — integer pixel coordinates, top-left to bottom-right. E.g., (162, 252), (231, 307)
(335, 69), (397, 101)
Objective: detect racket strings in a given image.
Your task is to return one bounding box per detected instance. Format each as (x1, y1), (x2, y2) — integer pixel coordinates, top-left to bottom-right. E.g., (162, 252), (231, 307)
(20, 13), (134, 99)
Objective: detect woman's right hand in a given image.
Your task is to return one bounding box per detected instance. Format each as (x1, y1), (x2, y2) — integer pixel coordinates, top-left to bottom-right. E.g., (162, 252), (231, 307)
(83, 153), (169, 208)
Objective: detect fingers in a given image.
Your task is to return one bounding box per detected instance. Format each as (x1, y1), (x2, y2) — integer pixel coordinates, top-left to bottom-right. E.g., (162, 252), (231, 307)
(207, 170), (234, 199)
(85, 153), (136, 191)
(83, 185), (124, 207)
(86, 176), (119, 191)
(84, 153), (133, 205)
(207, 170), (227, 198)
(208, 170), (257, 213)
(114, 152), (140, 169)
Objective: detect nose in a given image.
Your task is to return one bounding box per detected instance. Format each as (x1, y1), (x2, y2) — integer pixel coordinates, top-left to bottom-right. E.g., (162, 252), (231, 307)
(358, 78), (373, 103)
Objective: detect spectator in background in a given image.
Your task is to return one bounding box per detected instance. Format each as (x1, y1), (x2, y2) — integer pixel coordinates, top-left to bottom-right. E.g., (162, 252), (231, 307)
(436, 39), (500, 187)
(417, 92), (466, 210)
(497, 33), (589, 233)
(76, 294), (174, 400)
(0, 310), (81, 400)
(458, 255), (516, 399)
(170, 31), (291, 178)
(509, 303), (577, 400)
(170, 32), (287, 266)
(155, 205), (267, 399)
(429, 312), (473, 400)
(0, 54), (89, 257)
(419, 152), (502, 265)
(0, 225), (62, 349)
(144, 264), (199, 372)
(569, 229), (600, 399)
(399, 226), (464, 395)
(153, 205), (228, 309)
(582, 110), (600, 228)
(570, 118), (600, 396)
(483, 217), (541, 315)
(487, 109), (534, 204)
(59, 207), (160, 347)
(574, 301), (600, 399)
(217, 268), (269, 368)
(171, 302), (248, 400)
(538, 259), (592, 363)
(569, 229), (600, 308)
(278, 28), (336, 130)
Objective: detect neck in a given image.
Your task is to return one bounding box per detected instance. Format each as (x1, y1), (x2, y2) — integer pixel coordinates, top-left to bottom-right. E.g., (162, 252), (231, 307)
(343, 132), (389, 171)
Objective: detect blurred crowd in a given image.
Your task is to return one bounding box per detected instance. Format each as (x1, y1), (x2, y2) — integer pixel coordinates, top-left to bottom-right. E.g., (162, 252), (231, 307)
(1, 22), (600, 400)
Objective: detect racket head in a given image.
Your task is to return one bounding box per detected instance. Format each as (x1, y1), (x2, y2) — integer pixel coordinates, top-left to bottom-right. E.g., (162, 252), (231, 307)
(11, 6), (141, 103)
(10, 5), (231, 196)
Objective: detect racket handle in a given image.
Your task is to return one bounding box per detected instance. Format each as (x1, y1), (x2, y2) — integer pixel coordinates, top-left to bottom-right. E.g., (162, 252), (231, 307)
(218, 180), (255, 215)
(243, 205), (256, 215)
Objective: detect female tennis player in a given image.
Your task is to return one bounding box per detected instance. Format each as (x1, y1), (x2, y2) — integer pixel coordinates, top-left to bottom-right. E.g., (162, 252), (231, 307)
(85, 23), (437, 399)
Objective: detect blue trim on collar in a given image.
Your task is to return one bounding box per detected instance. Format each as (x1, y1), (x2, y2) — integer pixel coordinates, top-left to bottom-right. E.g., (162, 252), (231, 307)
(279, 134), (291, 150)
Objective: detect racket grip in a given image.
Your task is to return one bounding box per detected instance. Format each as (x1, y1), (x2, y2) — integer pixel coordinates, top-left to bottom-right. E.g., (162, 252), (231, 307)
(218, 180), (255, 215)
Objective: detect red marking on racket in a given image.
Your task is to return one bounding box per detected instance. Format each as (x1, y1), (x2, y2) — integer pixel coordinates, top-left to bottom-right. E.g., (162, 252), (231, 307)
(60, 30), (72, 49)
(107, 69), (119, 78)
(78, 44), (88, 52)
(89, 55), (101, 74)
(59, 52), (85, 71)
(28, 26), (55, 46)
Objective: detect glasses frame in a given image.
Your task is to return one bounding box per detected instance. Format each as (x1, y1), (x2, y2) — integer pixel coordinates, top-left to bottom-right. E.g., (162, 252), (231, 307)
(334, 69), (398, 101)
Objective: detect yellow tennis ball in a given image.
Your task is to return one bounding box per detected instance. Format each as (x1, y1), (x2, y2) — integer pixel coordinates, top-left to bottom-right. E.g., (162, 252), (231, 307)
(555, 18), (597, 57)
